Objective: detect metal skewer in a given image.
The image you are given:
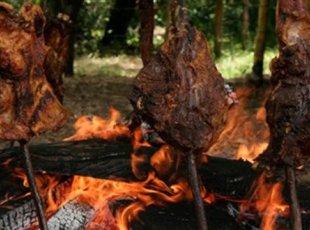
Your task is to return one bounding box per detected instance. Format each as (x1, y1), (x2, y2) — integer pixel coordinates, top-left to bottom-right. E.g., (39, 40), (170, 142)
(187, 151), (208, 230)
(286, 165), (302, 230)
(20, 140), (48, 230)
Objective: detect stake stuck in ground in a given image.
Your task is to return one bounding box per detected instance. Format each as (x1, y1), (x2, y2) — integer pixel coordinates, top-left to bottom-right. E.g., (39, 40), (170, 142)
(20, 141), (48, 230)
(286, 166), (302, 230)
(187, 151), (208, 230)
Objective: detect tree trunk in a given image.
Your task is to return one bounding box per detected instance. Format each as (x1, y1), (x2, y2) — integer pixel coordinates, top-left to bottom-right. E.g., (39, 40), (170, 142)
(41, 0), (62, 16)
(138, 0), (154, 66)
(251, 0), (268, 84)
(99, 0), (137, 53)
(214, 0), (224, 58)
(241, 0), (250, 50)
(64, 0), (84, 77)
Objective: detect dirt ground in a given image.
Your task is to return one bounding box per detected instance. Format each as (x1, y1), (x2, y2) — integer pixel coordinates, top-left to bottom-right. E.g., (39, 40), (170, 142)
(0, 75), (135, 148)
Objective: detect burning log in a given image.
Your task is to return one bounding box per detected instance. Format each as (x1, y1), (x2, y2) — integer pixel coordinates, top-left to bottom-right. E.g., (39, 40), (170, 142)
(0, 138), (254, 197)
(255, 0), (310, 229)
(0, 2), (69, 228)
(0, 138), (254, 230)
(47, 200), (95, 230)
(0, 199), (37, 230)
(2, 138), (310, 228)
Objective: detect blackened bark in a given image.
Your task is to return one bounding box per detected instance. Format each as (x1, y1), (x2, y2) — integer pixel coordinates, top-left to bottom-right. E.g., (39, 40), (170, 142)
(0, 138), (255, 198)
(138, 0), (154, 66)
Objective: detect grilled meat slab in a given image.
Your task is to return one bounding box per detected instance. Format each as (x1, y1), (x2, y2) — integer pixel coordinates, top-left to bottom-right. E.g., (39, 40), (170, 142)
(131, 23), (229, 153)
(258, 0), (310, 168)
(0, 2), (69, 141)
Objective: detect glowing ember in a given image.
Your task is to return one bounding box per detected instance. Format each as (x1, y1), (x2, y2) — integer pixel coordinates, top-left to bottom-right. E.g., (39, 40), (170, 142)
(240, 173), (289, 230)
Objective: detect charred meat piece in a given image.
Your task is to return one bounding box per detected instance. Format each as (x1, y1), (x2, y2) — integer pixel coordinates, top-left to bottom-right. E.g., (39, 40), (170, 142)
(0, 2), (69, 141)
(44, 13), (71, 102)
(130, 23), (229, 153)
(257, 0), (310, 169)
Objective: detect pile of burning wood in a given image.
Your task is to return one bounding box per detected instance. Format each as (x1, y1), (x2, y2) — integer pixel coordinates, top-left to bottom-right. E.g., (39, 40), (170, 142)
(0, 0), (310, 229)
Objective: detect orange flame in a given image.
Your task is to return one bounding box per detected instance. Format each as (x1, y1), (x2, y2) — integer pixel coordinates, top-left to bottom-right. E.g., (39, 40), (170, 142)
(0, 108), (213, 229)
(208, 85), (270, 162)
(1, 87), (290, 230)
(41, 170), (207, 229)
(240, 173), (289, 230)
(64, 107), (130, 141)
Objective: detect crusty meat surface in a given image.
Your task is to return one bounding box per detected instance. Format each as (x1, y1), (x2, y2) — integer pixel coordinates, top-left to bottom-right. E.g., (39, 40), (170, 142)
(257, 0), (310, 168)
(44, 14), (71, 102)
(0, 2), (69, 141)
(130, 23), (229, 152)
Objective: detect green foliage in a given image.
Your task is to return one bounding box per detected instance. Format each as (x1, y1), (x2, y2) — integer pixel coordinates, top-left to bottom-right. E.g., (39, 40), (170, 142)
(2, 0), (24, 9)
(75, 0), (114, 56)
(3, 0), (279, 78)
(216, 48), (278, 79)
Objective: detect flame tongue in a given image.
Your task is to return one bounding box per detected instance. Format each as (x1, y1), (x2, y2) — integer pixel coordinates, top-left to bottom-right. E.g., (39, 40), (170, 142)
(208, 85), (270, 162)
(64, 107), (130, 141)
(1, 101), (290, 229)
(240, 173), (289, 230)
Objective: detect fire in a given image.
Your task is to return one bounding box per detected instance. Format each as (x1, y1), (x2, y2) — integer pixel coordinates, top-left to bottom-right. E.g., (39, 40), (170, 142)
(208, 85), (270, 162)
(240, 173), (289, 230)
(0, 90), (291, 229)
(1, 107), (214, 229)
(3, 159), (207, 229)
(64, 107), (130, 141)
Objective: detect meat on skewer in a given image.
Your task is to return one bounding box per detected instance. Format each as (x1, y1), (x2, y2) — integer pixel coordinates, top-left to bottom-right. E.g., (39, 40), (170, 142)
(44, 13), (71, 102)
(256, 0), (310, 229)
(130, 1), (230, 229)
(0, 2), (69, 229)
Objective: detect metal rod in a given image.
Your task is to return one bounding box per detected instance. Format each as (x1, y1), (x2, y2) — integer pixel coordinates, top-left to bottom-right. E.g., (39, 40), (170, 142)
(286, 165), (302, 230)
(187, 151), (208, 230)
(20, 141), (48, 230)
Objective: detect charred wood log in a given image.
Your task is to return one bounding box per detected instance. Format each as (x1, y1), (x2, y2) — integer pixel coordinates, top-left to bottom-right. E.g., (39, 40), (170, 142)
(0, 138), (255, 198)
(1, 139), (310, 229)
(47, 200), (95, 230)
(0, 199), (37, 230)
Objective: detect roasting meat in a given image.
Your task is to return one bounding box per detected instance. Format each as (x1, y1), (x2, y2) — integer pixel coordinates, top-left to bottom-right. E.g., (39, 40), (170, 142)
(0, 2), (69, 141)
(130, 23), (229, 153)
(44, 13), (71, 102)
(257, 0), (310, 168)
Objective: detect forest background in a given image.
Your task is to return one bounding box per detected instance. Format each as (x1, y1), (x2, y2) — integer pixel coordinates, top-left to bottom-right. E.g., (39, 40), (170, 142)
(7, 0), (304, 81)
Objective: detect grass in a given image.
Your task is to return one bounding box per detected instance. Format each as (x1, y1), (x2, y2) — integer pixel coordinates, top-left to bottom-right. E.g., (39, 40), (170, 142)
(215, 48), (278, 79)
(74, 48), (278, 80)
(74, 55), (142, 78)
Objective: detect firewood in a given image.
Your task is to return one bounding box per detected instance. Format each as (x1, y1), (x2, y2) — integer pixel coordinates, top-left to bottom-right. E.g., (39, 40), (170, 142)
(47, 200), (95, 230)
